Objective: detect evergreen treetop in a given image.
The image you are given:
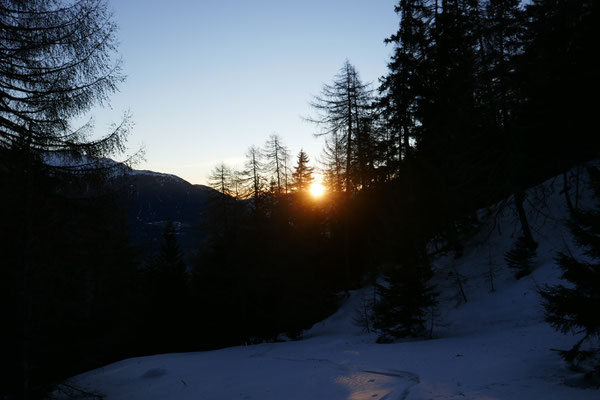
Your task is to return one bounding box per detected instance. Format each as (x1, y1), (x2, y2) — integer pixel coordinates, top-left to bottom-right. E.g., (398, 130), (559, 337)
(541, 167), (600, 375)
(292, 150), (314, 192)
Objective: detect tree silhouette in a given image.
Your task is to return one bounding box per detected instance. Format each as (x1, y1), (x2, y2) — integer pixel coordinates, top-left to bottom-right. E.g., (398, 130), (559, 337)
(0, 0), (131, 166)
(320, 130), (345, 192)
(0, 2), (132, 398)
(378, 0), (432, 170)
(144, 221), (188, 352)
(308, 61), (373, 191)
(243, 145), (265, 212)
(375, 251), (438, 339)
(540, 167), (600, 376)
(263, 134), (290, 194)
(292, 150), (314, 192)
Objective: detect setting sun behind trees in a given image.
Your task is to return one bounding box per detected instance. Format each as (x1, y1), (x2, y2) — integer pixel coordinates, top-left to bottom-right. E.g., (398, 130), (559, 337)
(309, 181), (326, 198)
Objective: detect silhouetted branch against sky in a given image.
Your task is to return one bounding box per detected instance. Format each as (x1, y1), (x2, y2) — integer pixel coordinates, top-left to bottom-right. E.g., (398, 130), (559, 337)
(86, 0), (398, 184)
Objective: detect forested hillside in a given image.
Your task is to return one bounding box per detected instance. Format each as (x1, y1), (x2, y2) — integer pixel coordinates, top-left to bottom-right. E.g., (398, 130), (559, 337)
(0, 1), (596, 399)
(59, 166), (600, 400)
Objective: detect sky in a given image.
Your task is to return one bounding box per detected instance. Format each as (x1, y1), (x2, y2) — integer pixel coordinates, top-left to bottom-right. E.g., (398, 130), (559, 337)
(90, 0), (399, 185)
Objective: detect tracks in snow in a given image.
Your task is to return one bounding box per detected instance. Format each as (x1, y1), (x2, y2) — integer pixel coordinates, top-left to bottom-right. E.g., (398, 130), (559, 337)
(272, 355), (420, 399)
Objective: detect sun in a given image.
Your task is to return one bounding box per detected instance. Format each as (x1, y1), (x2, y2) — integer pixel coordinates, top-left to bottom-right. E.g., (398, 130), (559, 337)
(309, 181), (326, 198)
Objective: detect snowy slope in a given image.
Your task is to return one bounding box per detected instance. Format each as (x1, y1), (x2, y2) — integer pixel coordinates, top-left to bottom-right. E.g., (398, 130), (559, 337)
(42, 151), (186, 183)
(60, 168), (598, 400)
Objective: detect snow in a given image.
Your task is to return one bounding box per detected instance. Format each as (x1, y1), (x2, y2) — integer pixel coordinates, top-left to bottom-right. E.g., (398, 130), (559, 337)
(126, 168), (186, 183)
(42, 152), (188, 184)
(60, 168), (599, 399)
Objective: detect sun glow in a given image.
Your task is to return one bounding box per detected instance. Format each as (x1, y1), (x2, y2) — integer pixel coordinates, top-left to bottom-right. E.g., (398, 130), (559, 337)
(309, 181), (326, 198)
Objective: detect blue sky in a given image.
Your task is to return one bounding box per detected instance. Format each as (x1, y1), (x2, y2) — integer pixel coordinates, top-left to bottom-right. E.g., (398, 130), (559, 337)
(91, 0), (398, 184)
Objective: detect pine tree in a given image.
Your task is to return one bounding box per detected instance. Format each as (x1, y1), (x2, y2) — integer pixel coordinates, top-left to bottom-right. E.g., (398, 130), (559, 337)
(292, 150), (314, 192)
(156, 221), (187, 285)
(505, 235), (537, 279)
(479, 0), (538, 250)
(374, 251), (438, 339)
(426, 0), (480, 150)
(378, 0), (433, 172)
(479, 0), (523, 131)
(518, 0), (596, 175)
(540, 167), (600, 376)
(146, 220), (188, 352)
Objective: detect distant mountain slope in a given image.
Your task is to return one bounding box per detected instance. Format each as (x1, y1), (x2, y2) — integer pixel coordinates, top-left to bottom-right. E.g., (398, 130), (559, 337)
(43, 153), (218, 261)
(112, 168), (216, 262)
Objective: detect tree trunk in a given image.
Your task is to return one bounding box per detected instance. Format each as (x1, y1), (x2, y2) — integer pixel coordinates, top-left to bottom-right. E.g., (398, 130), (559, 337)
(563, 172), (574, 213)
(21, 147), (34, 400)
(346, 96), (353, 191)
(514, 190), (537, 248)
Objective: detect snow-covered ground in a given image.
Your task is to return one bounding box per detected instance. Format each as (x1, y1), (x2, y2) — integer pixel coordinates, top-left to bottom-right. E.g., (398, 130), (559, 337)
(62, 169), (598, 399)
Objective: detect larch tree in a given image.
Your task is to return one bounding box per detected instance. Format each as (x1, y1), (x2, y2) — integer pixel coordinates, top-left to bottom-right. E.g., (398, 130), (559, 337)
(320, 130), (345, 193)
(207, 162), (235, 232)
(208, 163), (233, 197)
(243, 145), (265, 209)
(263, 134), (290, 195)
(230, 168), (245, 200)
(0, 1), (132, 398)
(308, 60), (373, 191)
(0, 0), (132, 167)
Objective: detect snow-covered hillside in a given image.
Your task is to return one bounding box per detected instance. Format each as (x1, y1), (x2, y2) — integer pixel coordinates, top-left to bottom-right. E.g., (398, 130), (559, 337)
(42, 152), (187, 184)
(60, 169), (598, 400)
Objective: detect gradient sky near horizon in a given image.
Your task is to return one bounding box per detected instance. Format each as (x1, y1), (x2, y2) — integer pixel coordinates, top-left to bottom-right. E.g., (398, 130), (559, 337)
(91, 0), (399, 185)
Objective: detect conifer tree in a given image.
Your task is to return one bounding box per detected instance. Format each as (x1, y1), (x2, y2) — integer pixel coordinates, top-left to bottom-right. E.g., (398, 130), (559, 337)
(208, 163), (233, 197)
(0, 0), (131, 166)
(378, 0), (433, 171)
(505, 235), (537, 279)
(420, 0), (480, 172)
(206, 162), (252, 240)
(229, 168), (245, 200)
(0, 2), (132, 398)
(540, 167), (600, 375)
(374, 250), (438, 339)
(480, 0), (537, 251)
(243, 145), (265, 210)
(479, 0), (523, 131)
(308, 61), (373, 191)
(156, 221), (187, 284)
(292, 150), (314, 192)
(146, 221), (188, 351)
(518, 0), (595, 174)
(320, 130), (345, 192)
(263, 134), (290, 195)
